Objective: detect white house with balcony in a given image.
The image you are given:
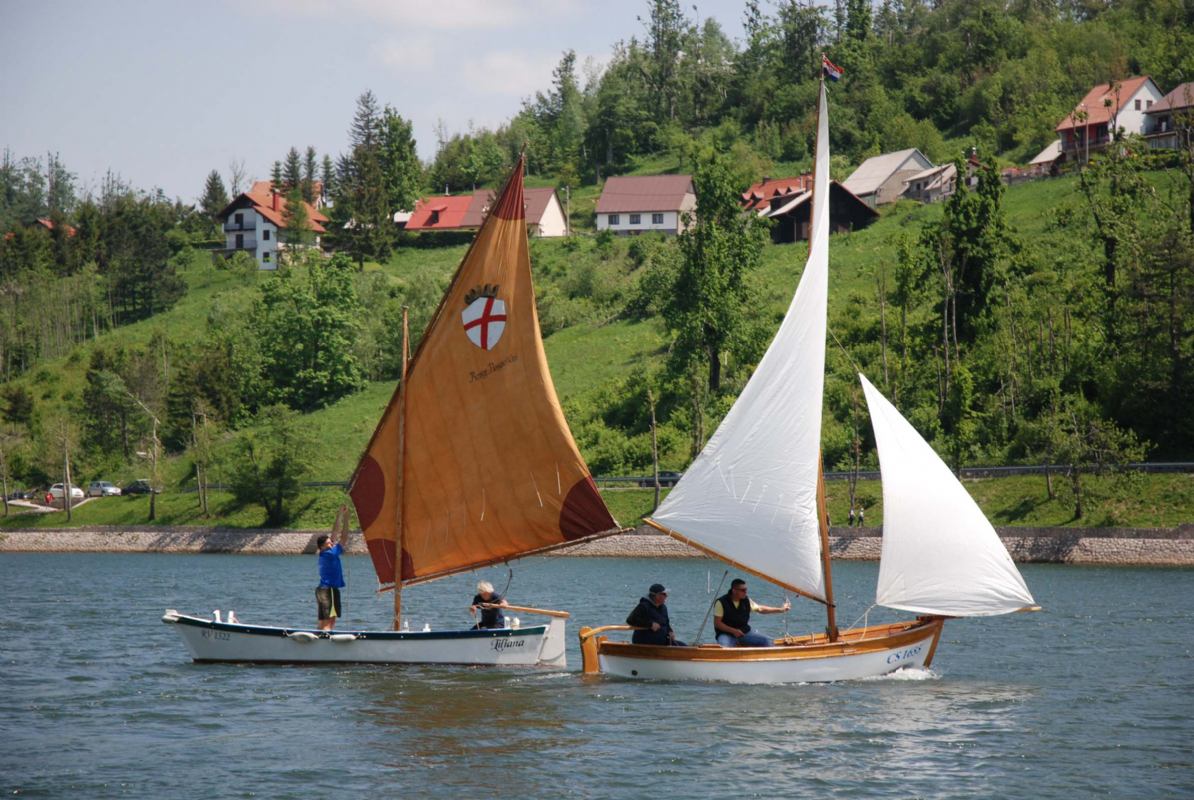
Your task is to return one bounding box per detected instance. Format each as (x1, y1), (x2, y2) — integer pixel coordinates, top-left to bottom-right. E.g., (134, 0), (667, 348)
(1145, 81), (1194, 151)
(1056, 76), (1164, 162)
(595, 175), (695, 235)
(216, 183), (328, 269)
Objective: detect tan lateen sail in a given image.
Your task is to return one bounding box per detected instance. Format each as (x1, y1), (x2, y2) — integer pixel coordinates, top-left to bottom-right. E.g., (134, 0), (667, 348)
(350, 158), (618, 591)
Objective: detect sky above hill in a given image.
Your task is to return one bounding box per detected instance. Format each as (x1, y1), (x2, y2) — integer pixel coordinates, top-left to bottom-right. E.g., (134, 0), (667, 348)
(1, 0), (748, 203)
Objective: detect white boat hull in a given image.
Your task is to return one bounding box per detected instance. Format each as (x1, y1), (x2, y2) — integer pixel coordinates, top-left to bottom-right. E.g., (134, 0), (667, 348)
(584, 619), (943, 684)
(163, 610), (567, 667)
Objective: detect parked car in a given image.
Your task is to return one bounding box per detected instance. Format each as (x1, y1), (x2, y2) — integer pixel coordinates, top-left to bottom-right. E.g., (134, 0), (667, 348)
(88, 481), (121, 497)
(122, 479), (159, 495)
(50, 483), (86, 501)
(638, 471), (683, 488)
(6, 489), (32, 501)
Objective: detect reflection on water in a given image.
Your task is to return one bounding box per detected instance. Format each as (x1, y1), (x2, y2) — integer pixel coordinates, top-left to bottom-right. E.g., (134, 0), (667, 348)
(0, 554), (1191, 799)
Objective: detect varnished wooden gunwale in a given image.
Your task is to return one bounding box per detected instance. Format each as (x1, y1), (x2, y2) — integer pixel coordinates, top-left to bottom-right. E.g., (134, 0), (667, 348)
(596, 618), (944, 663)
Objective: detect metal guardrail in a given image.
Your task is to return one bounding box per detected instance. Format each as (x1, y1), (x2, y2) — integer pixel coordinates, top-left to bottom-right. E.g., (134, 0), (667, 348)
(177, 463), (1194, 493)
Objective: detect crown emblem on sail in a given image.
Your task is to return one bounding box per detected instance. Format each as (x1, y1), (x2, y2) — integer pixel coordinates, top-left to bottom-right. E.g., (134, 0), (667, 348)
(462, 284), (507, 350)
(464, 284), (500, 305)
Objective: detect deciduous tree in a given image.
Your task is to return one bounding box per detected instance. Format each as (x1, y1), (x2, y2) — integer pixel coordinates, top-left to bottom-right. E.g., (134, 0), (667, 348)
(663, 149), (768, 392)
(225, 404), (313, 526)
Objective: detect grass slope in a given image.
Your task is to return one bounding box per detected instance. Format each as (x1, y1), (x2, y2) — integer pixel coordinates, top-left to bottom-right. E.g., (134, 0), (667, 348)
(4, 171), (1188, 529)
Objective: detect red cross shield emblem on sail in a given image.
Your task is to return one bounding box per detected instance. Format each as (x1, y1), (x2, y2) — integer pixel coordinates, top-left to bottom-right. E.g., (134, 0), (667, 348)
(462, 285), (507, 350)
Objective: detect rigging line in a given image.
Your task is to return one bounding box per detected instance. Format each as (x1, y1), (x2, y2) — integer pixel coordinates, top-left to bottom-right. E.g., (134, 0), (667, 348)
(827, 325), (864, 377)
(841, 603), (878, 635)
(693, 570), (729, 646)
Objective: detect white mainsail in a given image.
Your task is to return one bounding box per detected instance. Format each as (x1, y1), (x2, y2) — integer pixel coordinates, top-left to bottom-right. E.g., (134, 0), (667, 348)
(860, 374), (1036, 616)
(650, 81), (832, 601)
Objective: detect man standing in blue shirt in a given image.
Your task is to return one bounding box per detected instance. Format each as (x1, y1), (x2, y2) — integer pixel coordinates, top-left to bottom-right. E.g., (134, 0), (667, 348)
(315, 524), (351, 631)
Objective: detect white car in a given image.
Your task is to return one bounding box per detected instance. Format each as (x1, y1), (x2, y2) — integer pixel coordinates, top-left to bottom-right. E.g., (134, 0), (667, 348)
(88, 481), (121, 497)
(50, 483), (85, 501)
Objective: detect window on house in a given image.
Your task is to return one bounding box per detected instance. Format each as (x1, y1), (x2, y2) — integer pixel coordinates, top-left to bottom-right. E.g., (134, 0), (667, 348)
(652, 213), (664, 225)
(629, 213), (641, 225)
(263, 229), (271, 240)
(235, 233), (244, 249)
(263, 251), (271, 263)
(1135, 99), (1141, 111)
(1146, 100), (1153, 108)
(609, 214), (620, 225)
(234, 213), (243, 226)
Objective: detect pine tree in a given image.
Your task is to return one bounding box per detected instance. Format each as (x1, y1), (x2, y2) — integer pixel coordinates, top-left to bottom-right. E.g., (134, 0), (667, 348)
(303, 146), (318, 202)
(283, 147), (302, 191)
(270, 160), (283, 189)
(200, 170), (229, 233)
(320, 154), (334, 203)
(351, 90), (381, 149)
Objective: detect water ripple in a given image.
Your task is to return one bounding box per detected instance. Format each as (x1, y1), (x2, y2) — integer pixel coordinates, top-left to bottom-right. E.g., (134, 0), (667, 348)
(1, 554), (1191, 798)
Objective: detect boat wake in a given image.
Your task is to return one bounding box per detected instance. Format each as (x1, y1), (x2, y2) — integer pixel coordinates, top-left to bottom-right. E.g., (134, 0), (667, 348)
(864, 666), (939, 682)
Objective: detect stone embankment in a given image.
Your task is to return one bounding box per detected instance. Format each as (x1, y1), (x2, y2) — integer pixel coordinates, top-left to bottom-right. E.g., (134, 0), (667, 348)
(1, 525), (1191, 566)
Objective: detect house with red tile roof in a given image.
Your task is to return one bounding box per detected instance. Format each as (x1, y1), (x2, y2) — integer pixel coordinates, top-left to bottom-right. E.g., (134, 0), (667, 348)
(404, 194), (474, 232)
(1056, 76), (1163, 162)
(404, 187), (567, 237)
(742, 174), (877, 243)
(595, 175), (695, 235)
(250, 180), (327, 209)
(1144, 82), (1194, 151)
(216, 183), (328, 269)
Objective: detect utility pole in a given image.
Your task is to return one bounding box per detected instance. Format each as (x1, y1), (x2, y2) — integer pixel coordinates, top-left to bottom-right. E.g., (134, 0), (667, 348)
(127, 391), (161, 522)
(648, 387), (660, 511)
(63, 434), (74, 522)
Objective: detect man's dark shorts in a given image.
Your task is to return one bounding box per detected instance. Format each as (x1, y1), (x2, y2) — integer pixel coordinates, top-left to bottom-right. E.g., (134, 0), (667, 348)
(315, 586), (341, 620)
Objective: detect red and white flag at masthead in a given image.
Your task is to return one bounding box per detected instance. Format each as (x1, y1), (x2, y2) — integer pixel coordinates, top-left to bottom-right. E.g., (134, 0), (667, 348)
(822, 54), (843, 82)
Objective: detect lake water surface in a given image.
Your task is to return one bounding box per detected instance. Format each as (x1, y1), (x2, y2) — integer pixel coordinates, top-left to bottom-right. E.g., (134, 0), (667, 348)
(1, 553), (1190, 798)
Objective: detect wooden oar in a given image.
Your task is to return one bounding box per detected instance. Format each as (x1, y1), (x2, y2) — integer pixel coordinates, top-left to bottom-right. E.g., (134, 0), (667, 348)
(475, 601), (568, 620)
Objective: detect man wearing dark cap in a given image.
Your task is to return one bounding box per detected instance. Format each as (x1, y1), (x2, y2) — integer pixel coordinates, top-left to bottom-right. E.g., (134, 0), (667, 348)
(626, 583), (686, 646)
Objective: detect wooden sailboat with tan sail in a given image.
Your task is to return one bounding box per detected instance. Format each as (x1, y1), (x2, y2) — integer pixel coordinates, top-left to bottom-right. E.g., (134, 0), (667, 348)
(164, 157), (624, 665)
(579, 67), (1037, 683)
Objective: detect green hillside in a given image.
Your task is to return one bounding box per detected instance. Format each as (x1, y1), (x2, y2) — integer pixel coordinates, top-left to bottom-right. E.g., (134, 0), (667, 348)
(2, 165), (1192, 530)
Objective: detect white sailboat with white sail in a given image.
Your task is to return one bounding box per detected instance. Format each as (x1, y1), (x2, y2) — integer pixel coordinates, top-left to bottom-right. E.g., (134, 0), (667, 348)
(579, 72), (1036, 683)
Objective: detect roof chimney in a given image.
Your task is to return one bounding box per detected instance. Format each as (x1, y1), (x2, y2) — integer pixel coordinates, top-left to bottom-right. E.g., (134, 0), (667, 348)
(272, 191), (280, 211)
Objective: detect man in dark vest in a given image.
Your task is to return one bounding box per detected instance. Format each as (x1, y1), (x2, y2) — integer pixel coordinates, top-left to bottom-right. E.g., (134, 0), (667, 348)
(626, 583), (687, 646)
(713, 578), (790, 647)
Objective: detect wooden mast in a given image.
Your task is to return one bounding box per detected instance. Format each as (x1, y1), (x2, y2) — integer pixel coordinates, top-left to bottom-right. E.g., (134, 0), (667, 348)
(816, 453), (839, 640)
(393, 306), (410, 629)
(813, 66), (839, 642)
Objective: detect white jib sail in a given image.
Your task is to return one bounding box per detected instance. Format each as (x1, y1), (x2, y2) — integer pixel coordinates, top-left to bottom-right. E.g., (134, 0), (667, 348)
(860, 374), (1036, 616)
(651, 82), (832, 601)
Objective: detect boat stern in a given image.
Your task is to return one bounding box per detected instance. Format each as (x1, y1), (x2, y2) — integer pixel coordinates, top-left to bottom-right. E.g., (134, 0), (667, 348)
(537, 617), (567, 668)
